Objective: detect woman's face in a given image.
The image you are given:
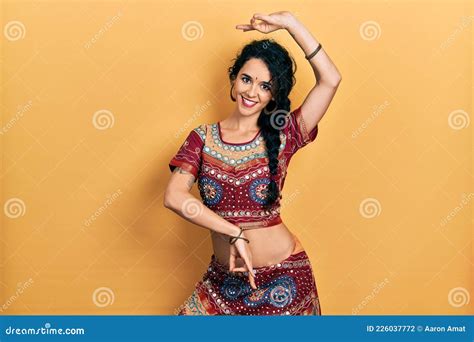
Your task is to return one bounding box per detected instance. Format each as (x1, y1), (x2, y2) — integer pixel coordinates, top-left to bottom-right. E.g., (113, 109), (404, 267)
(233, 58), (274, 115)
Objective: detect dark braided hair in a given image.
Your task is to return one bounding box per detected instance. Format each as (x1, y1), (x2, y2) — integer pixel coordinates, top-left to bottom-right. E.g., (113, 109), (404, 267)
(228, 38), (297, 209)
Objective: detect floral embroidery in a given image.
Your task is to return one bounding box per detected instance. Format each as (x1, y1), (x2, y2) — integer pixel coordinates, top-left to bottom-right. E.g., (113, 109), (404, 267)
(198, 176), (223, 206)
(249, 178), (271, 205)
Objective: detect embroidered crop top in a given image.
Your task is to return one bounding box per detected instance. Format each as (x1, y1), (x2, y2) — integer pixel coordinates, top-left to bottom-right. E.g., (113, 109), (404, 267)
(168, 105), (318, 230)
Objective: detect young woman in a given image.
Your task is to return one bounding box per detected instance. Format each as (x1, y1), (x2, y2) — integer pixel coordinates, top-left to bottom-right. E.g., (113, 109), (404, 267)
(164, 11), (341, 315)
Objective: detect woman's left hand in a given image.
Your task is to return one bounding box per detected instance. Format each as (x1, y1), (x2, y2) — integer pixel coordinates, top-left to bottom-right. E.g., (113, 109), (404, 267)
(235, 11), (297, 33)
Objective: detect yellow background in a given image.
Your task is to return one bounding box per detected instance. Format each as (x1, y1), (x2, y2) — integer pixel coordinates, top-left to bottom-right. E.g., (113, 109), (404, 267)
(0, 0), (472, 315)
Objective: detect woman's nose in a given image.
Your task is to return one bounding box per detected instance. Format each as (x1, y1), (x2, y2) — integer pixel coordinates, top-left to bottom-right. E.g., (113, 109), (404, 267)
(247, 84), (258, 97)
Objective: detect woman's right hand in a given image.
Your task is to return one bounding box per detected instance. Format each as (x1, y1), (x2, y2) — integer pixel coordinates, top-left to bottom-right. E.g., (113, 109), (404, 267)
(229, 232), (257, 290)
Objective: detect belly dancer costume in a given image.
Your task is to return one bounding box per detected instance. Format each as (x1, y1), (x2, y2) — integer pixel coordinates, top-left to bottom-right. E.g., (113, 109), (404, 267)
(168, 105), (322, 315)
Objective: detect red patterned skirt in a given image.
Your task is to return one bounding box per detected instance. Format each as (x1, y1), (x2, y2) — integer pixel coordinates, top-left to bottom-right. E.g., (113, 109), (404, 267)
(175, 234), (322, 315)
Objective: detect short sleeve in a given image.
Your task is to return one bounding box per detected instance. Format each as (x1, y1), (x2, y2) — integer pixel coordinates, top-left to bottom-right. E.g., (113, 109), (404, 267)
(285, 105), (318, 155)
(168, 125), (205, 180)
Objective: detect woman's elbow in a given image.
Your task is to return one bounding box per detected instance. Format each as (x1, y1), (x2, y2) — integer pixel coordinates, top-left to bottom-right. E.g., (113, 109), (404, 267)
(163, 188), (177, 209)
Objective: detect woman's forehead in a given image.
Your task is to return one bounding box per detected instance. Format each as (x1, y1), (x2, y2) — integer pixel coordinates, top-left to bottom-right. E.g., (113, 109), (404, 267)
(240, 58), (271, 81)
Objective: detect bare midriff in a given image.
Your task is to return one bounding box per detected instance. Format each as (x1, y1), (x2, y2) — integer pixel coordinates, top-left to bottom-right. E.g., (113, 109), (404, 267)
(210, 222), (296, 268)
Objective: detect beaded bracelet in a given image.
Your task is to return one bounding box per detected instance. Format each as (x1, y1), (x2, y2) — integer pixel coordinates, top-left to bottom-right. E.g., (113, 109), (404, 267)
(229, 227), (250, 245)
(305, 43), (322, 60)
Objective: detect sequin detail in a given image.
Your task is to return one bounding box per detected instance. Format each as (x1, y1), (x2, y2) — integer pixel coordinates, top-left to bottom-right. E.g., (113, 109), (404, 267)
(168, 105), (318, 229)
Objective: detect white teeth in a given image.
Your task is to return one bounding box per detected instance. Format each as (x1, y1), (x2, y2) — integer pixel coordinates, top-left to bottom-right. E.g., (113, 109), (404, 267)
(242, 97), (257, 106)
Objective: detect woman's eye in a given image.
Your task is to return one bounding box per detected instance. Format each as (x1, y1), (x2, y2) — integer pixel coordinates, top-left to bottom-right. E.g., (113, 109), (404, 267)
(242, 76), (250, 83)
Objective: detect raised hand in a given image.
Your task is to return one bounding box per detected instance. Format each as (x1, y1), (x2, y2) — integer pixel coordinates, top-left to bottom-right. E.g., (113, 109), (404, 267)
(235, 11), (297, 33)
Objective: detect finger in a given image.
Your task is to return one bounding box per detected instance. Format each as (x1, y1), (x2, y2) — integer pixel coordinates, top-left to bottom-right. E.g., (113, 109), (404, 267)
(229, 253), (236, 272)
(241, 256), (256, 278)
(253, 13), (275, 24)
(241, 265), (257, 290)
(249, 21), (268, 34)
(240, 252), (253, 270)
(249, 272), (257, 290)
(233, 258), (257, 289)
(235, 24), (254, 31)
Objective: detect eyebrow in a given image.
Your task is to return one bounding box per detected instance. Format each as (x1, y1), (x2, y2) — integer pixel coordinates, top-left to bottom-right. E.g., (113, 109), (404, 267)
(242, 73), (272, 86)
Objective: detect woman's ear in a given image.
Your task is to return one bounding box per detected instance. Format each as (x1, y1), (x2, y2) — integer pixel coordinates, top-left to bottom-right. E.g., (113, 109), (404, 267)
(230, 81), (236, 102)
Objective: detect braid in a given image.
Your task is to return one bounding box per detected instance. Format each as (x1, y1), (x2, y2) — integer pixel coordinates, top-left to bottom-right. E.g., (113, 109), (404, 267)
(228, 39), (297, 209)
(258, 112), (281, 209)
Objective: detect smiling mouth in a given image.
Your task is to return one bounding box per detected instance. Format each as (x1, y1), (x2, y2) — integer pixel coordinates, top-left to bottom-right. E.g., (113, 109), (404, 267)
(241, 95), (258, 107)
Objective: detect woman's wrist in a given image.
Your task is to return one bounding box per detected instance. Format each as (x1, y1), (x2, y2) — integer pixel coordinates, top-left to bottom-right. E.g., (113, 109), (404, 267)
(228, 227), (250, 244)
(285, 15), (302, 33)
(227, 224), (242, 237)
(286, 17), (321, 61)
